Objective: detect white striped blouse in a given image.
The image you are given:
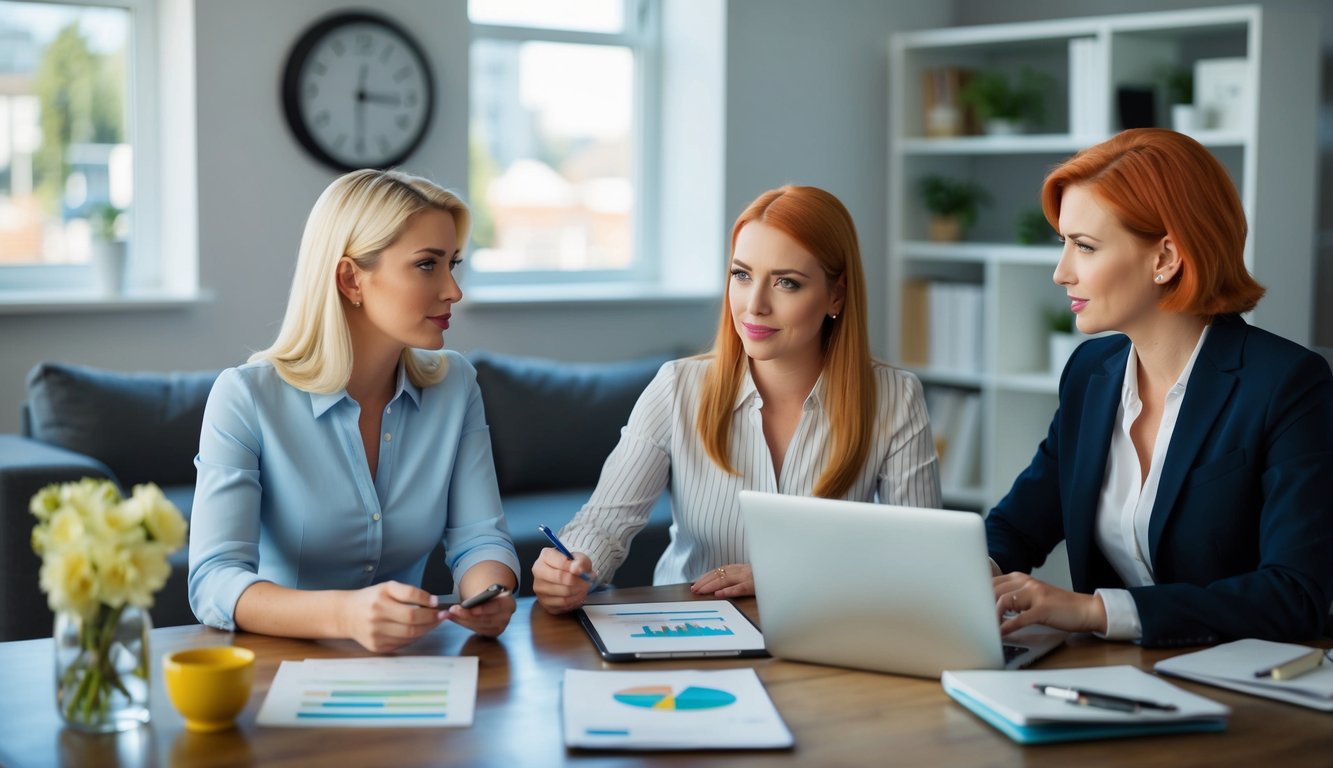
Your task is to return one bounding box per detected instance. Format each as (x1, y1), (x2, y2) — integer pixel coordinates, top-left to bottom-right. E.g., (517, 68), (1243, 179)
(558, 357), (942, 586)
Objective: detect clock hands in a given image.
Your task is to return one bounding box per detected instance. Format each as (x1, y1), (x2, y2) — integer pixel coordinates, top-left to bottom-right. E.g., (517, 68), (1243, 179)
(354, 64), (367, 155)
(360, 91), (402, 106)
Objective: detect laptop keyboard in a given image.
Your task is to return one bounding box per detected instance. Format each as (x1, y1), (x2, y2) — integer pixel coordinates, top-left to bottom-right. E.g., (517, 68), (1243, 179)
(1002, 644), (1028, 663)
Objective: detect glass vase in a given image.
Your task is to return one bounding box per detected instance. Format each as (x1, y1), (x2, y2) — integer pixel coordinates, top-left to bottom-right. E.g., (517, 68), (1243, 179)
(54, 604), (152, 733)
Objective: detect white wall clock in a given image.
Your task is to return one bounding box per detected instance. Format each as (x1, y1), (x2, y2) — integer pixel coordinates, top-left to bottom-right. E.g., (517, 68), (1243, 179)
(281, 12), (434, 172)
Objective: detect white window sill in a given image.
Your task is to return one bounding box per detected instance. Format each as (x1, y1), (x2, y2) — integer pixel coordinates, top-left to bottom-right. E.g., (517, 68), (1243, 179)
(461, 282), (719, 309)
(0, 289), (214, 315)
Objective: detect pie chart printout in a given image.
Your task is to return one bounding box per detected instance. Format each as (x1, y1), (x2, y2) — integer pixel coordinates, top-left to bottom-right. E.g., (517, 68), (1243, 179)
(613, 685), (738, 711)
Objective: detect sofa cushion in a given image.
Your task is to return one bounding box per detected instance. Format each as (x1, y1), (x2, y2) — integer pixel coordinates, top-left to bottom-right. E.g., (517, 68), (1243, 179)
(467, 351), (671, 495)
(26, 363), (221, 490)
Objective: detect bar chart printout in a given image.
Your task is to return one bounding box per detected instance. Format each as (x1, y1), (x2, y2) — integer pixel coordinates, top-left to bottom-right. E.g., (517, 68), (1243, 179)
(579, 600), (766, 656)
(563, 668), (794, 749)
(256, 656), (478, 728)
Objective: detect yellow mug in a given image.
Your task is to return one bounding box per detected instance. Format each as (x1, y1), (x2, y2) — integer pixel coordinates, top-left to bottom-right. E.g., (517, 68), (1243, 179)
(163, 646), (256, 732)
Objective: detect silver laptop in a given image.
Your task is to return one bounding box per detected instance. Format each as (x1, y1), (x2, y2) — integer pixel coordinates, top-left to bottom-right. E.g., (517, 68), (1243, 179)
(739, 490), (1065, 678)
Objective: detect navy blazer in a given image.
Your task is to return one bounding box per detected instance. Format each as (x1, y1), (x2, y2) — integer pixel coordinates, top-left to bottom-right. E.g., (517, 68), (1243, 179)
(987, 313), (1333, 647)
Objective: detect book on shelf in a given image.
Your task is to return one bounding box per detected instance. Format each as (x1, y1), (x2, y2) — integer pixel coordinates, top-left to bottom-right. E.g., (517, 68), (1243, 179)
(921, 67), (974, 138)
(924, 281), (983, 374)
(924, 386), (982, 490)
(1067, 37), (1107, 138)
(900, 279), (930, 366)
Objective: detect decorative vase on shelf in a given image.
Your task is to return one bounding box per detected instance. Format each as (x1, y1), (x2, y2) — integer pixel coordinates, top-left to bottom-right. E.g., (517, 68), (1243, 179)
(1171, 104), (1198, 132)
(54, 604), (152, 733)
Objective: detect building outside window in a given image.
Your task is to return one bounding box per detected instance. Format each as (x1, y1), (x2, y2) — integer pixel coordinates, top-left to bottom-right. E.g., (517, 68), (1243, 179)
(0, 0), (138, 294)
(467, 0), (658, 287)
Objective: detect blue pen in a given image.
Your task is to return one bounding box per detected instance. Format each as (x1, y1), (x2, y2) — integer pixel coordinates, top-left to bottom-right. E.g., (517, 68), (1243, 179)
(538, 524), (592, 582)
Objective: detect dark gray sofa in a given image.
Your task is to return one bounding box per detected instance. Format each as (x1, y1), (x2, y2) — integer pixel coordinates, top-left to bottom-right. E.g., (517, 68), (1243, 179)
(0, 352), (674, 641)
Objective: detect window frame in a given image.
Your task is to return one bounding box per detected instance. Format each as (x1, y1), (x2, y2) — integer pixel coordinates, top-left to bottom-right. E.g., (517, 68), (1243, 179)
(465, 0), (661, 288)
(0, 0), (160, 296)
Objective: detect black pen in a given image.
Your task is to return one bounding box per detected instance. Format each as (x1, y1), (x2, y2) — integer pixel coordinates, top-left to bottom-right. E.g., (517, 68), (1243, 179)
(1032, 683), (1178, 713)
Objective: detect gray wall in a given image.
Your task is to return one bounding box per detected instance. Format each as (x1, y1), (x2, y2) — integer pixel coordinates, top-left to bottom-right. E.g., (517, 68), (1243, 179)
(0, 0), (948, 433)
(2, 0), (1325, 433)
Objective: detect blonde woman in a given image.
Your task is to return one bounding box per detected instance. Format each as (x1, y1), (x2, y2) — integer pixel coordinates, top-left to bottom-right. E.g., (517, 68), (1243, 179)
(189, 169), (518, 652)
(533, 185), (942, 613)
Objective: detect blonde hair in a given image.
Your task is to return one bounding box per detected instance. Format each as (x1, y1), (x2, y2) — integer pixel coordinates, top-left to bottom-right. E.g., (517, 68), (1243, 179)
(697, 185), (875, 499)
(251, 169), (471, 392)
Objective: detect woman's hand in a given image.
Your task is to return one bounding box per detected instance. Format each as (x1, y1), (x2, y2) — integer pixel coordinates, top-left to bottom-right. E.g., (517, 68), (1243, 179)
(992, 571), (1108, 635)
(339, 581), (450, 653)
(690, 563), (754, 598)
(447, 590), (516, 638)
(532, 547), (596, 614)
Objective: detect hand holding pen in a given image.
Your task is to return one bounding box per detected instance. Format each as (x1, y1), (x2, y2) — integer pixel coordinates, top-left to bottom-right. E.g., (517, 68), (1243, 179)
(532, 525), (597, 614)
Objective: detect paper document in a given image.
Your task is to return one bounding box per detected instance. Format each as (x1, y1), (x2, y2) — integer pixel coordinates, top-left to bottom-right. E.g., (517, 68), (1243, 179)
(1155, 639), (1333, 711)
(562, 668), (793, 750)
(257, 656), (478, 727)
(943, 665), (1229, 744)
(577, 600), (766, 660)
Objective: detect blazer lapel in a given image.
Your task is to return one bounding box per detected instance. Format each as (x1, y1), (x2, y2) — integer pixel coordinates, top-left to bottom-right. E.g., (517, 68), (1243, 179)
(1148, 317), (1243, 564)
(1065, 349), (1125, 586)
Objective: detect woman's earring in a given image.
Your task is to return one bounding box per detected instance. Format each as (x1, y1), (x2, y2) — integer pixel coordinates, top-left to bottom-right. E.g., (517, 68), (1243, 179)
(829, 313), (838, 320)
(1154, 274), (1164, 283)
(353, 300), (362, 308)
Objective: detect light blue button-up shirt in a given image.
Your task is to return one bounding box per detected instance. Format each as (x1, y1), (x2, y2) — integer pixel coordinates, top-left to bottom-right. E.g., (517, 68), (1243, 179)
(188, 351), (518, 630)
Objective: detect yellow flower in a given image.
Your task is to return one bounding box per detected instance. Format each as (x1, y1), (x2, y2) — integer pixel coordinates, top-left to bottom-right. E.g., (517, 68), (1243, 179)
(40, 546), (98, 619)
(45, 507), (88, 553)
(130, 484), (188, 550)
(30, 479), (186, 616)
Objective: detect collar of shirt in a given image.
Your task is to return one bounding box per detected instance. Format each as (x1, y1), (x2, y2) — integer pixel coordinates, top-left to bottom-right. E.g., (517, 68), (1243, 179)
(307, 361), (422, 418)
(731, 361), (827, 413)
(1120, 323), (1212, 414)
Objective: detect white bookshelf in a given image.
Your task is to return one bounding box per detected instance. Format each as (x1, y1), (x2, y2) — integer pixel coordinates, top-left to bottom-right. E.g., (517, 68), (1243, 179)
(888, 6), (1319, 512)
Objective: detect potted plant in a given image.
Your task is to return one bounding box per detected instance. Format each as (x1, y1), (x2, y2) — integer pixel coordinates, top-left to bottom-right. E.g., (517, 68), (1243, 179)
(88, 204), (127, 296)
(959, 68), (1051, 135)
(1015, 208), (1052, 245)
(1157, 65), (1196, 131)
(1045, 306), (1081, 374)
(918, 175), (988, 242)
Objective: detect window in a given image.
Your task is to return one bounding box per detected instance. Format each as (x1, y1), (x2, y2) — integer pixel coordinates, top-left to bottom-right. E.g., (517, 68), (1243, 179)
(0, 0), (162, 297)
(467, 0), (658, 288)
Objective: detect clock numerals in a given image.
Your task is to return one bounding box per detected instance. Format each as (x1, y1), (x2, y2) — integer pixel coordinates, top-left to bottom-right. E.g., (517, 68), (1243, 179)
(393, 65), (413, 84)
(379, 44), (395, 64)
(330, 39), (345, 57)
(355, 32), (373, 54)
(313, 110), (331, 127)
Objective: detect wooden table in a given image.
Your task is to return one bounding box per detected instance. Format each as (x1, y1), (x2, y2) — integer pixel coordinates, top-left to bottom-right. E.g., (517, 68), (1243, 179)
(1, 584), (1329, 767)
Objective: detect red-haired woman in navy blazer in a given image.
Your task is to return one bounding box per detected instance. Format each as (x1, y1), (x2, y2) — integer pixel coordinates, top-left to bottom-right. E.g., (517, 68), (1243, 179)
(989, 128), (1333, 647)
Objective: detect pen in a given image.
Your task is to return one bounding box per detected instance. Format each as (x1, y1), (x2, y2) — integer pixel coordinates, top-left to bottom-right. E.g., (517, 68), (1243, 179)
(1032, 683), (1178, 713)
(1254, 648), (1325, 680)
(538, 524), (591, 583)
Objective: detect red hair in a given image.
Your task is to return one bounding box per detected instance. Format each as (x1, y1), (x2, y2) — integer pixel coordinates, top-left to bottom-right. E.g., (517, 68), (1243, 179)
(697, 185), (874, 499)
(1041, 128), (1263, 314)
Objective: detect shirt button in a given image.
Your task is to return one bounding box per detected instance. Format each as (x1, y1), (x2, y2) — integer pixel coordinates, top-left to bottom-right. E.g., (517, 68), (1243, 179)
(385, 406), (392, 414)
(383, 432), (392, 442)
(363, 565), (373, 573)
(372, 513), (381, 522)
